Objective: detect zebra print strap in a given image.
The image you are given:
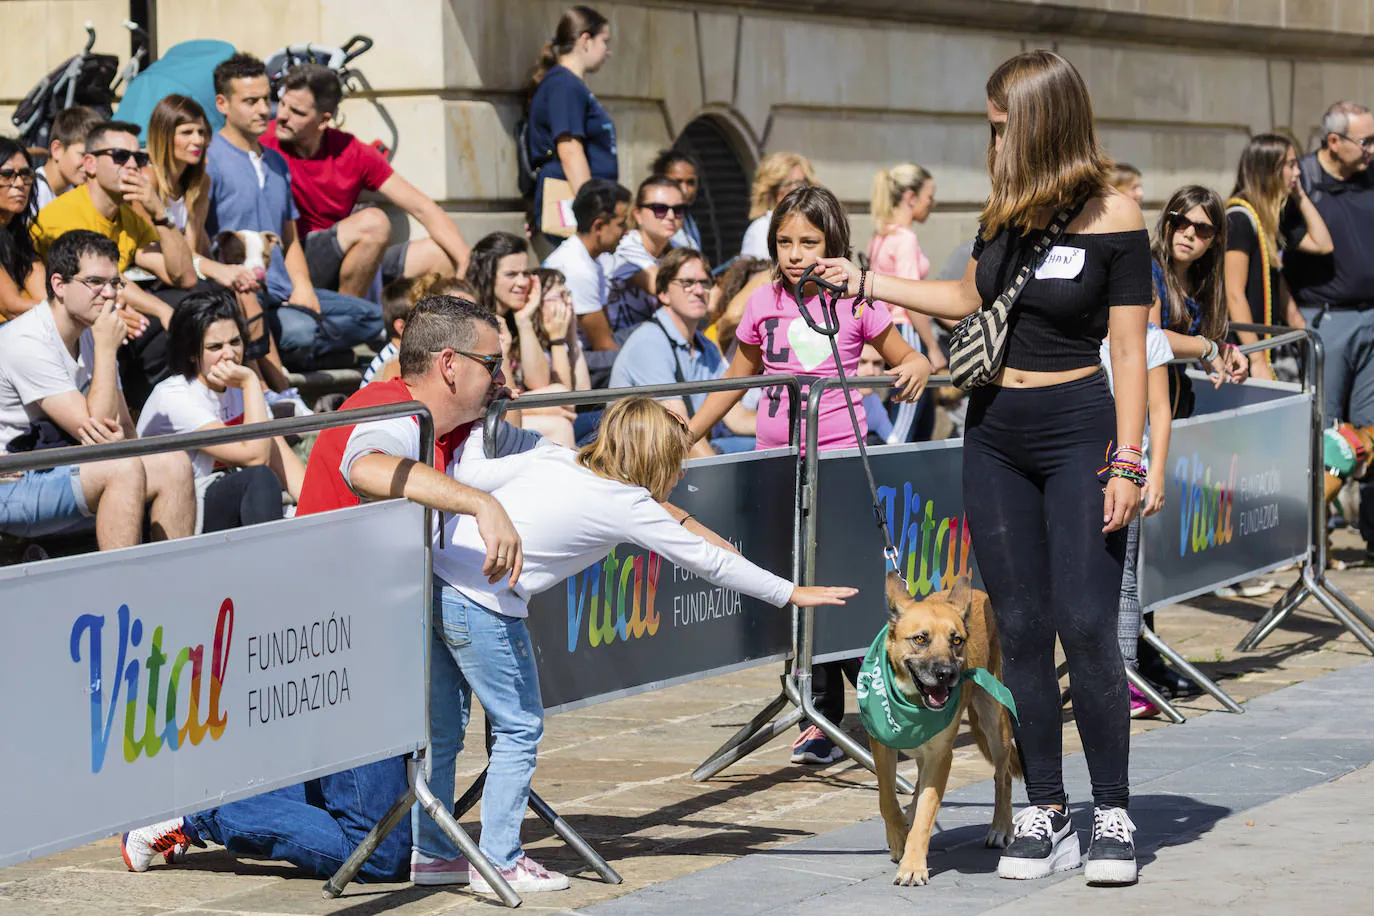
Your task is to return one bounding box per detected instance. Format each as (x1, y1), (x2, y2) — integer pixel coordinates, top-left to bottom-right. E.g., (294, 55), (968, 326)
(948, 199), (1086, 390)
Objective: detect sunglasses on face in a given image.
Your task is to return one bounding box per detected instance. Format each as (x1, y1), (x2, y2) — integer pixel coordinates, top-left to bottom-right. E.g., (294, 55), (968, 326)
(0, 168), (36, 186)
(1169, 212), (1216, 242)
(641, 202), (684, 219)
(434, 347), (503, 378)
(91, 148), (151, 168)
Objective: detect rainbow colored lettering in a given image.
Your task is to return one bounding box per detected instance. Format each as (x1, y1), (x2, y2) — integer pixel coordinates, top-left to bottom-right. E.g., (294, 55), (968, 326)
(1174, 453), (1236, 556)
(566, 547), (661, 652)
(69, 598), (234, 773)
(878, 482), (973, 597)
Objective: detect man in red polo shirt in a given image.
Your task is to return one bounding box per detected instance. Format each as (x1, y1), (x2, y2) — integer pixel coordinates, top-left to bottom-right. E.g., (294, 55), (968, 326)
(262, 64), (471, 298)
(121, 295), (529, 884)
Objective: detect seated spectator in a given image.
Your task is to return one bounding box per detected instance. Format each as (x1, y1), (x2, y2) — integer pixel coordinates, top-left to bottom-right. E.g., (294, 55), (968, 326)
(1110, 161), (1145, 205)
(529, 268), (590, 390)
(609, 248), (754, 455)
(0, 138), (44, 321)
(740, 152), (815, 259)
(542, 177), (629, 386)
(364, 273), (479, 386)
(852, 342), (933, 443)
(855, 343), (895, 445)
(651, 148), (704, 250)
(602, 175), (685, 339)
(0, 230), (194, 546)
(206, 53), (383, 372)
(31, 120), (195, 345)
(264, 63), (470, 297)
(32, 106), (102, 212)
(137, 290), (305, 533)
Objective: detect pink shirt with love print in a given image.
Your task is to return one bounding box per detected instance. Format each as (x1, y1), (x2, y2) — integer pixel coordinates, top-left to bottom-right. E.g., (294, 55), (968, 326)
(736, 282), (893, 451)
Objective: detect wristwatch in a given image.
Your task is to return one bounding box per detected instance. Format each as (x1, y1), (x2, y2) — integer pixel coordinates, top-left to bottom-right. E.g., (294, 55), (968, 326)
(151, 213), (173, 228)
(548, 338), (568, 346)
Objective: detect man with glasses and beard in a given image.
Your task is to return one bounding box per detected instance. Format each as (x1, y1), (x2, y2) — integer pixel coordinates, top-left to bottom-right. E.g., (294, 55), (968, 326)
(31, 120), (196, 336)
(1285, 101), (1374, 558)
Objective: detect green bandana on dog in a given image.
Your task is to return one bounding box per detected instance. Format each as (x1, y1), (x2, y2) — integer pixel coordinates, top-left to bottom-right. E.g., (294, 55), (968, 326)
(856, 624), (1018, 750)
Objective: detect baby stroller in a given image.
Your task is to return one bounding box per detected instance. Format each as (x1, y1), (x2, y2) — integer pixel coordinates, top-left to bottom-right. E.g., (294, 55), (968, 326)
(12, 21), (148, 150)
(263, 35), (396, 158)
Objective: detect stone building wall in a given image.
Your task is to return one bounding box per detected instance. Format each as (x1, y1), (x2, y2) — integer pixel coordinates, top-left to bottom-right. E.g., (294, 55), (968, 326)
(4, 1), (1374, 268)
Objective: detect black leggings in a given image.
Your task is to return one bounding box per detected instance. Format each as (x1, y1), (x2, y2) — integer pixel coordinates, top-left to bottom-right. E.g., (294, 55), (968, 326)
(203, 466), (284, 533)
(963, 372), (1130, 810)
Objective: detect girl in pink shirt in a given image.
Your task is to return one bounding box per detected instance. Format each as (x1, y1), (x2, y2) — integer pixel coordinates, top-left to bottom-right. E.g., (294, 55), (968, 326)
(688, 186), (930, 452)
(867, 164), (947, 374)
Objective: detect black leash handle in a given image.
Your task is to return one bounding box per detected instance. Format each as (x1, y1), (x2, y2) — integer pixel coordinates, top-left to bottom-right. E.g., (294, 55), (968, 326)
(791, 266), (903, 579)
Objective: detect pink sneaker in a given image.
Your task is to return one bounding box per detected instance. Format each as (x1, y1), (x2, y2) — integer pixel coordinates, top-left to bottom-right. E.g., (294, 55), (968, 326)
(470, 854), (570, 894)
(1129, 683), (1159, 719)
(410, 849), (469, 885)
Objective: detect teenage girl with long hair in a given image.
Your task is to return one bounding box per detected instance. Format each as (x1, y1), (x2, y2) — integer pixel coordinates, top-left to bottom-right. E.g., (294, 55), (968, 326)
(818, 50), (1150, 885)
(1226, 133), (1333, 380)
(687, 184), (931, 766)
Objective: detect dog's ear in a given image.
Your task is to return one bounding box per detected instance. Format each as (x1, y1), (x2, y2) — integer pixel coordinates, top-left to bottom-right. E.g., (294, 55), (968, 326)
(262, 231), (282, 250)
(947, 575), (974, 623)
(885, 571), (909, 622)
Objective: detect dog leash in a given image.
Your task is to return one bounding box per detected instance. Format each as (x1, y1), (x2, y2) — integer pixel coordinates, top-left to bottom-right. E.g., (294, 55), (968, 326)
(793, 265), (904, 580)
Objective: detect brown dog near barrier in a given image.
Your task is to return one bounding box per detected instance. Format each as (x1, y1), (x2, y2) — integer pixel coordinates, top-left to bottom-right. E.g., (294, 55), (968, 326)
(870, 573), (1020, 886)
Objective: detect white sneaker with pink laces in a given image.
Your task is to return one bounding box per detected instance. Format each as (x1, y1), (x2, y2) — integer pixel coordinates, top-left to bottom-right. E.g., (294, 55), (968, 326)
(470, 855), (570, 894)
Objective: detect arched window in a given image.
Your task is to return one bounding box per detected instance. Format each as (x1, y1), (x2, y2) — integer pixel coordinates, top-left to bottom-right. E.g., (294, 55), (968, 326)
(675, 116), (752, 267)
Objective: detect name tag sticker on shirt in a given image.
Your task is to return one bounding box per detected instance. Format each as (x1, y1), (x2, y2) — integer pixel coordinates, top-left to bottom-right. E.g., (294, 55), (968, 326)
(1035, 246), (1086, 280)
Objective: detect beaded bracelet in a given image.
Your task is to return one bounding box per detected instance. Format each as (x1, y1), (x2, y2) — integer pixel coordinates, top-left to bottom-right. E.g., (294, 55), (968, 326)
(1109, 466), (1147, 487)
(855, 267), (869, 316)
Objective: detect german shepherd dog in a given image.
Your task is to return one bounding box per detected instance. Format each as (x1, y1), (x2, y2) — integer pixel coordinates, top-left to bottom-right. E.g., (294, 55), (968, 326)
(872, 572), (1021, 886)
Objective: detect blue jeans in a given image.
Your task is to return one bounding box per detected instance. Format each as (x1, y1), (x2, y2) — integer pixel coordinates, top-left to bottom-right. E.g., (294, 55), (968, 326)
(0, 466), (92, 537)
(187, 756), (411, 882)
(414, 581), (543, 869)
(267, 290), (383, 370)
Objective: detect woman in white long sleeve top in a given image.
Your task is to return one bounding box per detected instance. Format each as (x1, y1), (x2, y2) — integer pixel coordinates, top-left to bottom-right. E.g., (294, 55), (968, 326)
(414, 397), (855, 895)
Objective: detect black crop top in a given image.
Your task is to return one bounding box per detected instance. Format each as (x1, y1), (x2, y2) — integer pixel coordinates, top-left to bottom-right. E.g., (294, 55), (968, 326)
(971, 227), (1152, 372)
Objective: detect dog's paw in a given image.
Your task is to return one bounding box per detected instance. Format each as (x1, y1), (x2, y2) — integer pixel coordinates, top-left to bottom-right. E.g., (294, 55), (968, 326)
(985, 826), (1012, 849)
(886, 825), (907, 863)
(893, 858), (930, 886)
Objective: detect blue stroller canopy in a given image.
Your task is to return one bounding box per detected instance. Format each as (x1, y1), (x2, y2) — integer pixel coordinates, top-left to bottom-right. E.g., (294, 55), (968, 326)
(114, 40), (236, 139)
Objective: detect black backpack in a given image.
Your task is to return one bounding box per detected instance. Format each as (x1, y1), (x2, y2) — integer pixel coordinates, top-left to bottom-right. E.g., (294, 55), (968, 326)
(516, 117), (554, 199)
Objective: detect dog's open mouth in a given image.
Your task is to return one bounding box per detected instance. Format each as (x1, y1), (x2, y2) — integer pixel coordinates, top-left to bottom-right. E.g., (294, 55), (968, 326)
(919, 682), (952, 710)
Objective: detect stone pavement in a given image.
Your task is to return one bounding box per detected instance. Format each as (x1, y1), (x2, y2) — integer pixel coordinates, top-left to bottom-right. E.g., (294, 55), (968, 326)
(3, 533), (1373, 915)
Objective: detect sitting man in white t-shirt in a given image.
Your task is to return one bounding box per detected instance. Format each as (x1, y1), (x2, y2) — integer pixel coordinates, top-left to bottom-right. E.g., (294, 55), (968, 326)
(542, 178), (629, 387)
(0, 230), (195, 547)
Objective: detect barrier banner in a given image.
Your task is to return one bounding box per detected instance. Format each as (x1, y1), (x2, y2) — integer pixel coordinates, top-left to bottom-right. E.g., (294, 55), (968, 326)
(1140, 394), (1311, 610)
(0, 501), (426, 868)
(526, 450), (796, 713)
(811, 440), (982, 662)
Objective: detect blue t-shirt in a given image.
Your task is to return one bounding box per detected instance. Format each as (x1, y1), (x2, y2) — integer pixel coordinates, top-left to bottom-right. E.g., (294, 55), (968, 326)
(527, 66), (618, 213)
(608, 310), (724, 413)
(1152, 259), (1201, 335)
(206, 133), (299, 302)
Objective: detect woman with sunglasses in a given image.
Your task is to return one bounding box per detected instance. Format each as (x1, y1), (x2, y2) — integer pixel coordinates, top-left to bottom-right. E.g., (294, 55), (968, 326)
(740, 152), (816, 260)
(602, 175), (686, 339)
(1226, 134), (1334, 381)
(0, 138), (43, 321)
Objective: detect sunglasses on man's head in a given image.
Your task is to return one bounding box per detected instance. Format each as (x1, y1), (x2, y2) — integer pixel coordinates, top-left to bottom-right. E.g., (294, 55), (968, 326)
(641, 202), (684, 219)
(91, 148), (151, 169)
(1168, 212), (1216, 242)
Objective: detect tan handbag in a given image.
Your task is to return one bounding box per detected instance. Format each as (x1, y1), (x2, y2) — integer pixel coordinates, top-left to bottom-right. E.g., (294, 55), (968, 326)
(539, 178), (577, 238)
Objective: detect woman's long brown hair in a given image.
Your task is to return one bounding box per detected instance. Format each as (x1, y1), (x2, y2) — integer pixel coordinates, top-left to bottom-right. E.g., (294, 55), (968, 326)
(1230, 133), (1296, 262)
(147, 94), (210, 220)
(981, 50), (1112, 239)
(1150, 185), (1228, 340)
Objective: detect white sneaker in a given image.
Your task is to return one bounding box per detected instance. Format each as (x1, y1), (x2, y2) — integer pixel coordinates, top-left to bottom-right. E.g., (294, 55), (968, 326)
(997, 806), (1081, 880)
(410, 849), (469, 885)
(121, 817), (198, 873)
(1084, 806), (1138, 886)
(470, 855), (570, 894)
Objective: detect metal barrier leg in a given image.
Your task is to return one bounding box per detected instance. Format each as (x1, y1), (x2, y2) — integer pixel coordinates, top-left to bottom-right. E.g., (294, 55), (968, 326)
(322, 761), (419, 899)
(1316, 575), (1374, 634)
(527, 790), (622, 884)
(453, 767), (487, 818)
(693, 685), (795, 782)
(783, 674), (916, 795)
(1140, 627), (1243, 714)
(1236, 577), (1310, 652)
(1125, 668), (1185, 724)
(1306, 568), (1374, 654)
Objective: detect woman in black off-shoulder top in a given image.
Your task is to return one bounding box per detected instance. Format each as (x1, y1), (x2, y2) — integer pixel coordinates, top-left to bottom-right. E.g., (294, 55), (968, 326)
(820, 50), (1150, 886)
